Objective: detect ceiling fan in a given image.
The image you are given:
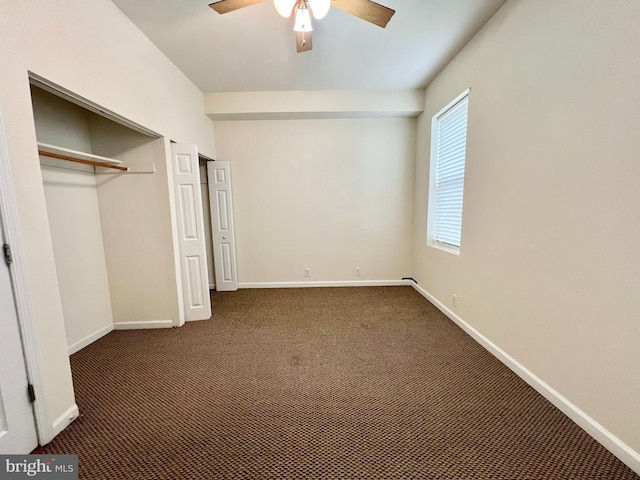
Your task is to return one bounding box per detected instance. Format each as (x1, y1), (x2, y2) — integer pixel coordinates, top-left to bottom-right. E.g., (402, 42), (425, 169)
(208, 0), (395, 53)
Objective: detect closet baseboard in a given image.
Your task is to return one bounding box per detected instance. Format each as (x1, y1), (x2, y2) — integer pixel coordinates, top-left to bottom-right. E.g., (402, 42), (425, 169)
(67, 320), (175, 354)
(51, 403), (80, 441)
(68, 324), (114, 355)
(113, 320), (173, 330)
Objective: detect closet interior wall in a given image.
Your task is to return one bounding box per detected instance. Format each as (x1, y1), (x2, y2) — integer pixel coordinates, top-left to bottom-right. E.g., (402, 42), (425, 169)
(89, 118), (179, 329)
(199, 160), (215, 290)
(31, 86), (176, 354)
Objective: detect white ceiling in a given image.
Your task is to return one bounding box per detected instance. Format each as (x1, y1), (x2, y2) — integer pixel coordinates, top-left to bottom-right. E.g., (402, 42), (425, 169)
(112, 0), (506, 93)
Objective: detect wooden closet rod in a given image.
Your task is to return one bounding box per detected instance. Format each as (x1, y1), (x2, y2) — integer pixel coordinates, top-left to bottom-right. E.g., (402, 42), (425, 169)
(38, 150), (129, 172)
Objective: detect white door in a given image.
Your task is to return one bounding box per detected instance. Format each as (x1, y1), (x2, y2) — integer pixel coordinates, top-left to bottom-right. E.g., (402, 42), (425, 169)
(170, 144), (211, 321)
(0, 225), (38, 453)
(207, 161), (238, 291)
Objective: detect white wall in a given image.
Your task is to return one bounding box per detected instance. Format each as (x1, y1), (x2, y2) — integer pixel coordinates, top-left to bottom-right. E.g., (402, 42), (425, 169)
(89, 118), (180, 328)
(214, 118), (415, 285)
(413, 0), (640, 466)
(0, 0), (215, 444)
(31, 88), (93, 154)
(41, 166), (114, 353)
(200, 162), (216, 289)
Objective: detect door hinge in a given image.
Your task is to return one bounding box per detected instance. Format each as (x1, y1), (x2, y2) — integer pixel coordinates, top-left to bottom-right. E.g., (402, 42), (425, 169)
(27, 384), (36, 403)
(3, 243), (12, 266)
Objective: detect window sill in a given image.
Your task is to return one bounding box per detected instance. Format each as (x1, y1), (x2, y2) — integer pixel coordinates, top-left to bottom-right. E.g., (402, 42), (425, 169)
(427, 241), (460, 256)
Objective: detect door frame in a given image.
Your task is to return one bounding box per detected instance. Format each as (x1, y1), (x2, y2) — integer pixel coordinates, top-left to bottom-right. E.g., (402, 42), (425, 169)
(0, 211), (38, 452)
(0, 109), (49, 444)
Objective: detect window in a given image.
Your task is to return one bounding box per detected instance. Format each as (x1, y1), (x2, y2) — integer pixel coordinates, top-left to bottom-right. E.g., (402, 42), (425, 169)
(427, 89), (469, 254)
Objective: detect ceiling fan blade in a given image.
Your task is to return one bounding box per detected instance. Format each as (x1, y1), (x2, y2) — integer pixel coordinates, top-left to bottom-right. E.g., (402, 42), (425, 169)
(330, 0), (395, 28)
(296, 31), (313, 52)
(208, 0), (265, 14)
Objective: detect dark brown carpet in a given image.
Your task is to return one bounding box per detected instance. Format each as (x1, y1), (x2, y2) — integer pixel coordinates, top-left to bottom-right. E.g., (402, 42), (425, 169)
(41, 287), (638, 479)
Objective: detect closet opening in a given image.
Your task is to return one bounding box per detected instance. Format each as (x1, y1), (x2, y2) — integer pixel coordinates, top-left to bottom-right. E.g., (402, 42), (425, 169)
(29, 81), (179, 356)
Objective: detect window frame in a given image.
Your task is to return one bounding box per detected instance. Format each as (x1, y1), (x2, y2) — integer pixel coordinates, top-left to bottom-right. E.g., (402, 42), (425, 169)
(426, 89), (470, 255)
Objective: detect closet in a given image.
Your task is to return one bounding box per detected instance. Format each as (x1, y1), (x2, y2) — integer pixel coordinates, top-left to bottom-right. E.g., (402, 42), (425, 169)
(30, 84), (176, 354)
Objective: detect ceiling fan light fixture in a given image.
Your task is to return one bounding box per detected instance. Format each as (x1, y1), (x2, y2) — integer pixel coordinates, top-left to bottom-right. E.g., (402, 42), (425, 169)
(308, 0), (330, 19)
(274, 0), (296, 17)
(293, 1), (312, 32)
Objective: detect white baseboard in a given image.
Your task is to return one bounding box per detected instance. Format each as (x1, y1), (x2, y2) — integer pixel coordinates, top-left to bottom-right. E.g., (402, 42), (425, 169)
(113, 320), (173, 330)
(50, 403), (79, 441)
(67, 324), (114, 355)
(410, 282), (640, 476)
(239, 280), (412, 289)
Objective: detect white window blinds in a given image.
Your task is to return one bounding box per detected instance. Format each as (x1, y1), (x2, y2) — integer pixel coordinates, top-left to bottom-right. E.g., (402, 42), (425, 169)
(428, 91), (469, 252)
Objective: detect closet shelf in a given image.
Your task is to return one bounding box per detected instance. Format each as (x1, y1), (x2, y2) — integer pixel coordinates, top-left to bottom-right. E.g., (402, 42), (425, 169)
(38, 142), (128, 172)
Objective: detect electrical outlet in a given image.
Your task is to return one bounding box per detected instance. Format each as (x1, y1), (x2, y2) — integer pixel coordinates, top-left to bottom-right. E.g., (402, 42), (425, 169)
(452, 294), (458, 308)
(355, 267), (361, 276)
(304, 268), (311, 277)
